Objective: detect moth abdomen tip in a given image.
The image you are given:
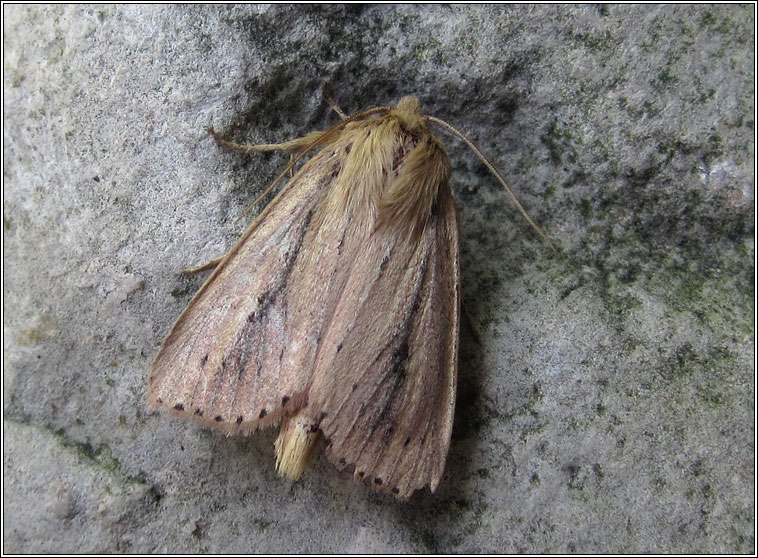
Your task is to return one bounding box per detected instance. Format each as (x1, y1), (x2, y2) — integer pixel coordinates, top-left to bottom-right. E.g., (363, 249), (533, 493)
(274, 413), (321, 480)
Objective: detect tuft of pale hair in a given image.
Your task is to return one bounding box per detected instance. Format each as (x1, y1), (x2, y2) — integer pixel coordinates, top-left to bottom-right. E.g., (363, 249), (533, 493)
(274, 413), (321, 480)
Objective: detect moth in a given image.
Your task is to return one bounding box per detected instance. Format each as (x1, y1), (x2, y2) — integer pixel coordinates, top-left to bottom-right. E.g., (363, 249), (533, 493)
(148, 95), (551, 499)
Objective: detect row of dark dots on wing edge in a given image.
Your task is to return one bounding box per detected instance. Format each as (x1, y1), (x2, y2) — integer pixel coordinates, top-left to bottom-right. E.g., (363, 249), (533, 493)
(158, 397), (402, 495)
(158, 394), (294, 424)
(328, 427), (426, 495)
(332, 452), (400, 495)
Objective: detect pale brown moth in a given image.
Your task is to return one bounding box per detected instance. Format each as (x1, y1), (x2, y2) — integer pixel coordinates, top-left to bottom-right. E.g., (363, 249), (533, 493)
(148, 95), (551, 499)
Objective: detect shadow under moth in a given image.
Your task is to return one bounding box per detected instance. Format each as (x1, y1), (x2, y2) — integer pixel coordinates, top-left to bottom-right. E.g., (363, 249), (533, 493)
(148, 95), (552, 500)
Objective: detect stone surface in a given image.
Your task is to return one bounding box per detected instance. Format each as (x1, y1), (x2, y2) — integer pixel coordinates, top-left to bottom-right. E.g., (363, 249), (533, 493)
(3, 4), (753, 553)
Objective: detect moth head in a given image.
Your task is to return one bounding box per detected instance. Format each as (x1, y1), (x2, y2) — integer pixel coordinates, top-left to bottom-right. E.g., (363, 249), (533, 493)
(394, 96), (425, 131)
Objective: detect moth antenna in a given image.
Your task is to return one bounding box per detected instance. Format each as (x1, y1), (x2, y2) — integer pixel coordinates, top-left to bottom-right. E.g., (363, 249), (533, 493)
(210, 106), (392, 222)
(426, 116), (558, 254)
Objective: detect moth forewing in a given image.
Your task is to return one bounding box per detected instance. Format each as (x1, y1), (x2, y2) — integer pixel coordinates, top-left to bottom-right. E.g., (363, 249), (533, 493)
(150, 95), (551, 499)
(147, 152), (331, 434)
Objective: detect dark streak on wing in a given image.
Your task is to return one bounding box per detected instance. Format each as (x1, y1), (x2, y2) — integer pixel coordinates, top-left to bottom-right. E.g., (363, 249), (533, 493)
(207, 207), (317, 407)
(364, 251), (430, 439)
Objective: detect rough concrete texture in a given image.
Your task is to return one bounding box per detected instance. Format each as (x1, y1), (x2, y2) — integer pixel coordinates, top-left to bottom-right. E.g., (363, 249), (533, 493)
(3, 4), (754, 553)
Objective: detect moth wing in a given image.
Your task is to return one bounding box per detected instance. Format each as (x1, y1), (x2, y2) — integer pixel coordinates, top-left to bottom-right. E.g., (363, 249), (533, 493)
(309, 184), (460, 499)
(148, 151), (340, 433)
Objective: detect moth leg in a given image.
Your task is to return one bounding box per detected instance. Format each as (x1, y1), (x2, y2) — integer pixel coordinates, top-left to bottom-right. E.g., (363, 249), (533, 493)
(325, 95), (348, 120)
(208, 128), (325, 155)
(320, 81), (347, 119)
(209, 127), (328, 181)
(182, 255), (226, 274)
